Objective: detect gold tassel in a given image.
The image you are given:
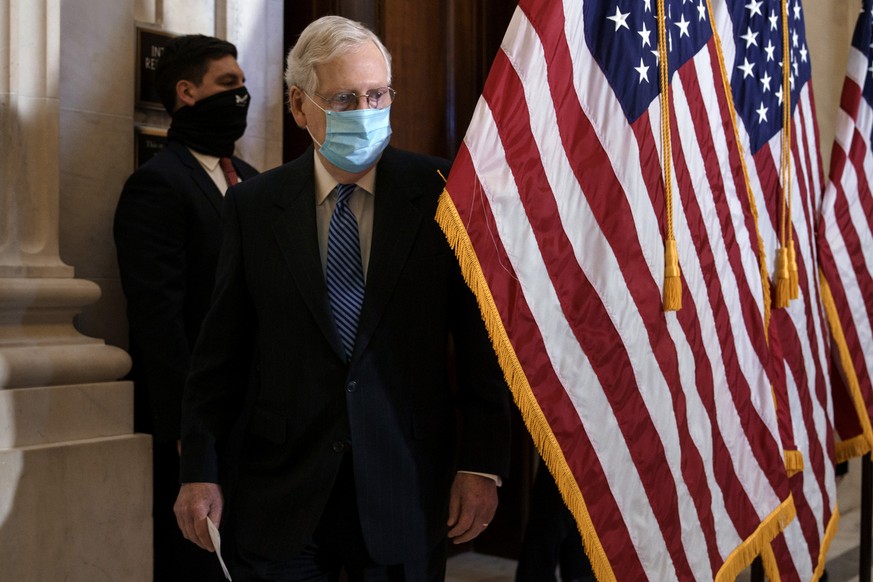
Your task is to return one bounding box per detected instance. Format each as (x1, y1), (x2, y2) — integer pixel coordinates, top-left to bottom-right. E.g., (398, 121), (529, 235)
(774, 247), (790, 309)
(663, 238), (682, 311)
(787, 244), (799, 299)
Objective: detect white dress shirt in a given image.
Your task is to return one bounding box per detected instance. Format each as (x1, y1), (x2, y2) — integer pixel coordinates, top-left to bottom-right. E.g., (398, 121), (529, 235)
(189, 148), (238, 195)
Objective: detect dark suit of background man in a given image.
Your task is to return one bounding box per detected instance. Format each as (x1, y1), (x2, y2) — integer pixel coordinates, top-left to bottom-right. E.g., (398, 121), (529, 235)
(173, 15), (512, 582)
(114, 34), (258, 582)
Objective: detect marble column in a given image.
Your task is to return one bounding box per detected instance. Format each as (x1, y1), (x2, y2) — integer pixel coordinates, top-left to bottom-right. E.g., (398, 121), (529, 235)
(0, 0), (151, 579)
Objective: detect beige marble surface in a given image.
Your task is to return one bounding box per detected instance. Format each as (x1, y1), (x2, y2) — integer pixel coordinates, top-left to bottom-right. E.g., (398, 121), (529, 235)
(0, 434), (152, 581)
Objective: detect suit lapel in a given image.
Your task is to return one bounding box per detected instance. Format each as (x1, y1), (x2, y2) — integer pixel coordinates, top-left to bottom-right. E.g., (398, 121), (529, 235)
(169, 142), (225, 215)
(352, 152), (424, 360)
(270, 152), (346, 360)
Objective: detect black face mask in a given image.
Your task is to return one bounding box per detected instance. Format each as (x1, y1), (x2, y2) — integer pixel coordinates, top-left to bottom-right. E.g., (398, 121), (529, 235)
(168, 86), (250, 157)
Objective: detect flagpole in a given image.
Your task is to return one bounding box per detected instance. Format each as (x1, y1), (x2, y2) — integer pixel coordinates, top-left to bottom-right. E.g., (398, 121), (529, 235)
(862, 455), (872, 582)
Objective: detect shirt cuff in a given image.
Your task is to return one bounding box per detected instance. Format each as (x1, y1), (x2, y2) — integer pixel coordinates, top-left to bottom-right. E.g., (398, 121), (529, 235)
(458, 470), (502, 487)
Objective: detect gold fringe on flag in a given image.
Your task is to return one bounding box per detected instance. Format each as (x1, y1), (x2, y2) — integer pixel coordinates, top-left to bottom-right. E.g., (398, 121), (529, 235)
(715, 495), (796, 582)
(783, 449), (804, 477)
(836, 436), (871, 464)
(820, 273), (873, 459)
(765, 508), (841, 581)
(436, 191), (617, 582)
(657, 0), (681, 312)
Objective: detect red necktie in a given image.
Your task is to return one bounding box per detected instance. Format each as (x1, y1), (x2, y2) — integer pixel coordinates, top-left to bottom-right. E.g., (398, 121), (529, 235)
(219, 157), (240, 187)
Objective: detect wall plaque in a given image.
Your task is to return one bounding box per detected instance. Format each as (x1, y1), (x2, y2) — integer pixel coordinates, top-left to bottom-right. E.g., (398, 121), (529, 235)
(134, 125), (168, 167)
(136, 27), (176, 109)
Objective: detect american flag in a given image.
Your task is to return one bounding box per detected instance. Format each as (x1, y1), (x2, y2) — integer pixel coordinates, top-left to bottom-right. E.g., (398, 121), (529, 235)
(438, 0), (793, 578)
(819, 0), (873, 465)
(711, 0), (837, 579)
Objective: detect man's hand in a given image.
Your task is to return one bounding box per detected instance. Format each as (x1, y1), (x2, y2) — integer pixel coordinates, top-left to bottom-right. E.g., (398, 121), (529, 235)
(446, 472), (498, 544)
(174, 482), (224, 552)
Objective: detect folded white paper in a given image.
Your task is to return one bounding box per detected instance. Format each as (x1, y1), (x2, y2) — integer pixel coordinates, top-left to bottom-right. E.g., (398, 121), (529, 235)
(207, 516), (232, 581)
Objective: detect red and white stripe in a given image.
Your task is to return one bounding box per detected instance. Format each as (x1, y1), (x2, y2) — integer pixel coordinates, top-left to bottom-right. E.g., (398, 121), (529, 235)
(443, 0), (792, 578)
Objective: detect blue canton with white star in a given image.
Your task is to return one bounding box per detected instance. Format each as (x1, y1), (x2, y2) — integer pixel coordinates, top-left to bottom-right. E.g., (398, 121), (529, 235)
(852, 0), (873, 116)
(729, 0), (813, 153)
(584, 0), (712, 122)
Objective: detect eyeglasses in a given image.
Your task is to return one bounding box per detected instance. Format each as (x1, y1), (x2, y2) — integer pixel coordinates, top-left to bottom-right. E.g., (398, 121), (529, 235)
(312, 87), (396, 112)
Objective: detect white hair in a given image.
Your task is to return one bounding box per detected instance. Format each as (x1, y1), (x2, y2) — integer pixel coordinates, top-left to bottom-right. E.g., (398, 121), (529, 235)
(285, 15), (392, 97)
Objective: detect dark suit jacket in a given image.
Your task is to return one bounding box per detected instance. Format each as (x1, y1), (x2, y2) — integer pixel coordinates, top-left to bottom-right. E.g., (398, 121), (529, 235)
(179, 146), (511, 566)
(114, 140), (258, 443)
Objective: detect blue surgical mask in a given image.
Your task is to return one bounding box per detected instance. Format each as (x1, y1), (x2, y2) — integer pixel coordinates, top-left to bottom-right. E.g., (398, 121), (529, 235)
(306, 94), (392, 173)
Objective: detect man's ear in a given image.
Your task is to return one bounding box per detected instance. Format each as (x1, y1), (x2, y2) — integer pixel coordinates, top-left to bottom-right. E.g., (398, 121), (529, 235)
(175, 79), (198, 110)
(288, 86), (308, 129)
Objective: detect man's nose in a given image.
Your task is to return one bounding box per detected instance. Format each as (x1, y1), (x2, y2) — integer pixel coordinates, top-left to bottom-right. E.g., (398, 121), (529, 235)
(352, 94), (372, 110)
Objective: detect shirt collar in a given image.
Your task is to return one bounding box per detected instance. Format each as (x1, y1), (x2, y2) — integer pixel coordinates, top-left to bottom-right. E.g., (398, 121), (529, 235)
(189, 148), (221, 172)
(313, 152), (377, 205)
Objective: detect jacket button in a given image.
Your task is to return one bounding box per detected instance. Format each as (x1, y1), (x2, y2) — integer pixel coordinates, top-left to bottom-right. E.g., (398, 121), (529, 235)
(346, 381), (357, 393)
(332, 441), (345, 453)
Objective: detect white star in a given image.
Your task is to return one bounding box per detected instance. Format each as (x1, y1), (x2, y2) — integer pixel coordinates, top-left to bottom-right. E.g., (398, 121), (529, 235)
(765, 39), (776, 61)
(760, 71), (772, 92)
(698, 0), (706, 21)
(651, 49), (660, 64)
(635, 58), (651, 83)
(638, 22), (652, 47)
(792, 30), (799, 48)
(793, 59), (799, 76)
(776, 85), (784, 105)
(756, 103), (768, 123)
(769, 10), (779, 31)
(675, 13), (691, 38)
(793, 1), (802, 20)
(790, 71), (796, 90)
(746, 0), (764, 17)
(644, 0), (652, 11)
(741, 26), (759, 48)
(800, 45), (808, 62)
(607, 6), (631, 31)
(738, 57), (755, 78)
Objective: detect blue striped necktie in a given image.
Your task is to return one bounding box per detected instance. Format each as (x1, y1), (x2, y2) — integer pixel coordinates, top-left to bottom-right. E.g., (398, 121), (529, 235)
(326, 183), (365, 361)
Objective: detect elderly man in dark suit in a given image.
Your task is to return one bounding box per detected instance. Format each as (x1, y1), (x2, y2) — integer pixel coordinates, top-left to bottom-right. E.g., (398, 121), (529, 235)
(114, 34), (258, 582)
(173, 15), (511, 582)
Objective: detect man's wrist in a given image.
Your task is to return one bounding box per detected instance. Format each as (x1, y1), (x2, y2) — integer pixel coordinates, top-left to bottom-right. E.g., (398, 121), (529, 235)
(457, 470), (502, 487)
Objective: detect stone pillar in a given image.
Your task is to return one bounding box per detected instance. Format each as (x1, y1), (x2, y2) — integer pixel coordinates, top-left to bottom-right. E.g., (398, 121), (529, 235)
(0, 0), (151, 579)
